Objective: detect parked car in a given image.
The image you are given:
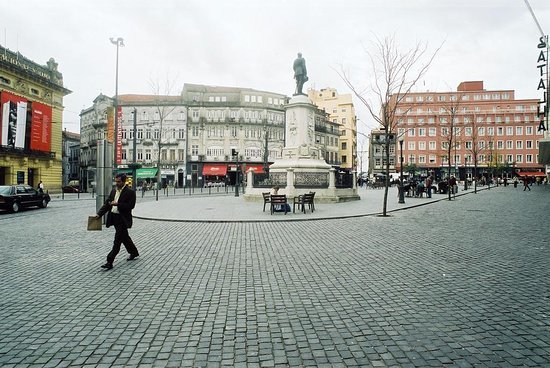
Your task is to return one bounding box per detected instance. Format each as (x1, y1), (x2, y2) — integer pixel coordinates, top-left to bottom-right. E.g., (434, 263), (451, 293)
(62, 186), (81, 193)
(0, 185), (51, 213)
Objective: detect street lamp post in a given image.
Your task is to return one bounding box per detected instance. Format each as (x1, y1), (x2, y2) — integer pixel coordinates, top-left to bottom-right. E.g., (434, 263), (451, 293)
(233, 149), (240, 197)
(398, 138), (405, 204)
(110, 37), (124, 170)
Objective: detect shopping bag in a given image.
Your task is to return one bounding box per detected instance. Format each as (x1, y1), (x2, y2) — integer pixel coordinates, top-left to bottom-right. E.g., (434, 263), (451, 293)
(87, 216), (102, 231)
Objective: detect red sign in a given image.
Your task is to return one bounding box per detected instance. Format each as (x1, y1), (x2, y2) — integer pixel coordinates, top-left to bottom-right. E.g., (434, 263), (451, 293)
(29, 101), (52, 152)
(0, 91), (27, 148)
(116, 106), (123, 165)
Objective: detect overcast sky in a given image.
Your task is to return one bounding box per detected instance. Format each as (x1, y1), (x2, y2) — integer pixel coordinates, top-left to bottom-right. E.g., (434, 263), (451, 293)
(2, 0), (549, 145)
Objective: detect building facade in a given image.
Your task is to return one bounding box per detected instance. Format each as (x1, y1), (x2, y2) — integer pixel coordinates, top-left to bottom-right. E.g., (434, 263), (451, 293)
(308, 87), (357, 171)
(0, 45), (71, 190)
(62, 129), (80, 187)
(368, 129), (396, 179)
(80, 94), (186, 191)
(389, 81), (545, 181)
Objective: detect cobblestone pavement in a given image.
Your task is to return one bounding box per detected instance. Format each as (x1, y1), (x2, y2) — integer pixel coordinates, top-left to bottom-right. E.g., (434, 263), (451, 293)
(0, 186), (548, 367)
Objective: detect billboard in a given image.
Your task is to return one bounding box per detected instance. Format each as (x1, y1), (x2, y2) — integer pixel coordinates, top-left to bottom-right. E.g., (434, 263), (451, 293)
(29, 101), (52, 152)
(1, 91), (52, 152)
(1, 91), (27, 149)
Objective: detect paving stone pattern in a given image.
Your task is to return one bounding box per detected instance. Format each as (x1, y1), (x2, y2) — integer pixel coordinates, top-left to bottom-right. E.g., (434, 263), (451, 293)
(0, 186), (548, 367)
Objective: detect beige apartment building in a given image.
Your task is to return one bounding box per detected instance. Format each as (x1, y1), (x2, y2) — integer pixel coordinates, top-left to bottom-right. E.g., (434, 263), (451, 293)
(308, 88), (357, 171)
(390, 81), (545, 181)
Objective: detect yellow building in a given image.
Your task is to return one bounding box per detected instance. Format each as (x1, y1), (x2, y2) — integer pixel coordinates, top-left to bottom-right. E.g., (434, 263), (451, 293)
(0, 45), (71, 191)
(308, 87), (357, 170)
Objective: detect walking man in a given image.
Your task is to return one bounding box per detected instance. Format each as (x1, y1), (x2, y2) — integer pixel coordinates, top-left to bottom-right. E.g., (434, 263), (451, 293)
(522, 177), (531, 191)
(95, 173), (139, 270)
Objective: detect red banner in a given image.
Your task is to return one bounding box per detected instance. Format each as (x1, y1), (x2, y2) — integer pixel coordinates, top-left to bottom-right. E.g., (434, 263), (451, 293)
(116, 106), (123, 165)
(29, 101), (52, 152)
(0, 91), (27, 148)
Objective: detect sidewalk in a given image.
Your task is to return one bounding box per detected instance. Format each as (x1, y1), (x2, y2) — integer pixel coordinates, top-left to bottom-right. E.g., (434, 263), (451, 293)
(133, 185), (491, 222)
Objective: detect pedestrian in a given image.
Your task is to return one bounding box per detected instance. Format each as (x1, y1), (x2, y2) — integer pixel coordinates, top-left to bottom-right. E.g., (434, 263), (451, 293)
(37, 181), (44, 194)
(503, 177), (508, 187)
(94, 173), (139, 270)
(426, 175), (433, 198)
(522, 177), (531, 191)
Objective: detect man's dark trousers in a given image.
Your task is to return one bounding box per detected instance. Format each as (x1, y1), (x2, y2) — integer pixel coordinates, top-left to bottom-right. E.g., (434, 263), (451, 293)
(107, 213), (138, 264)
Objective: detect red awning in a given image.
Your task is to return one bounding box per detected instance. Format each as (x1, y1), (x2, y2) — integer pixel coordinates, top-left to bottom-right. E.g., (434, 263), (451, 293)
(245, 164), (265, 174)
(516, 171), (546, 177)
(203, 164), (227, 176)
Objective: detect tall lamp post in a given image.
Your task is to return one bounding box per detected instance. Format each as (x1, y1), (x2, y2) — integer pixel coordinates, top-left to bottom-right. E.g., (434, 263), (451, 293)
(398, 137), (405, 204)
(232, 149), (240, 197)
(110, 37), (124, 171)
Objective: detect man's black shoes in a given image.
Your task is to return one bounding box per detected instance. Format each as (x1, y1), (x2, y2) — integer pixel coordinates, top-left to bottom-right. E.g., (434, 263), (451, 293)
(101, 263), (113, 270)
(127, 254), (139, 261)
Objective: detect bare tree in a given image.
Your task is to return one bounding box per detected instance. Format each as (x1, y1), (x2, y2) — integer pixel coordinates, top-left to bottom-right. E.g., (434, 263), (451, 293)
(338, 35), (441, 216)
(439, 95), (464, 200)
(149, 77), (181, 201)
(464, 113), (489, 193)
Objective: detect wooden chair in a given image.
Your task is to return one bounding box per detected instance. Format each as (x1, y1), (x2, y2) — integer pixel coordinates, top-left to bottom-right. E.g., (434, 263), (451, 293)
(293, 192), (315, 213)
(270, 194), (288, 215)
(262, 192), (271, 212)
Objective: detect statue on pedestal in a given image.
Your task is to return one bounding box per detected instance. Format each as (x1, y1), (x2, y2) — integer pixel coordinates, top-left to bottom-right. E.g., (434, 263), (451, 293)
(293, 52), (308, 95)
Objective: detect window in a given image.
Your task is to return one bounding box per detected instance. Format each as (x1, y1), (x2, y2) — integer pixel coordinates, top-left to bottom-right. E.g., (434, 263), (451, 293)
(408, 128), (415, 137)
(145, 149), (152, 161)
(244, 95), (250, 102)
(478, 127), (485, 136)
(429, 155), (436, 164)
(154, 129), (160, 140)
(192, 110), (199, 119)
(231, 126), (238, 137)
(191, 145), (199, 156)
(516, 140), (523, 149)
(429, 141), (436, 150)
(418, 141), (426, 150)
(487, 127), (494, 136)
(441, 127), (449, 136)
(497, 141), (503, 149)
(506, 140), (513, 149)
(178, 149), (185, 161)
(506, 154), (513, 163)
(516, 154), (523, 163)
(408, 142), (415, 150)
(506, 126), (513, 135)
(191, 126), (199, 137)
(516, 126), (523, 135)
(418, 128), (426, 136)
(497, 127), (503, 136)
(341, 155), (347, 163)
(465, 141), (472, 149)
(137, 128), (143, 140)
(526, 140), (533, 149)
(526, 154), (533, 163)
(341, 142), (347, 150)
(137, 149), (143, 161)
(178, 128), (185, 139)
(526, 126), (533, 135)
(429, 127), (436, 136)
(465, 127), (472, 136)
(418, 155), (426, 164)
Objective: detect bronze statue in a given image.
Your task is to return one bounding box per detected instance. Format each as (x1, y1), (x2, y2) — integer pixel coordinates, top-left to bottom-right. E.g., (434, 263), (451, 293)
(293, 52), (308, 95)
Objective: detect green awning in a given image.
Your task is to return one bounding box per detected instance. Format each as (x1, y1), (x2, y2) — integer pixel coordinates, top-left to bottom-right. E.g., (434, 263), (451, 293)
(136, 168), (158, 179)
(115, 168), (133, 174)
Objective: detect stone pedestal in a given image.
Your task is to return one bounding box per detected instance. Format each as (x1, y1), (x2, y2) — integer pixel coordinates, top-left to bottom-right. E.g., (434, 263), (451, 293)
(244, 95), (359, 203)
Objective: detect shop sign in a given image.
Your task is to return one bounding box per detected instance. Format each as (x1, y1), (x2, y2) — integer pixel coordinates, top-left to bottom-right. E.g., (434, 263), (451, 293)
(536, 36), (548, 132)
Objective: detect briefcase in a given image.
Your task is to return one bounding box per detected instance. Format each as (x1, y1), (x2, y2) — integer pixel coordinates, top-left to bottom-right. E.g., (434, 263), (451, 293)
(87, 216), (102, 231)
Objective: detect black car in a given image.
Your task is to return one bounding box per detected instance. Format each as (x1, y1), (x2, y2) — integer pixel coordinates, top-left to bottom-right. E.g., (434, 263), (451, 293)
(0, 185), (51, 213)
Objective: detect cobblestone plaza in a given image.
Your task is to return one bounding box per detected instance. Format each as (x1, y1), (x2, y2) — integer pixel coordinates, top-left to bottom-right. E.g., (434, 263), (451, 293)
(0, 186), (548, 367)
